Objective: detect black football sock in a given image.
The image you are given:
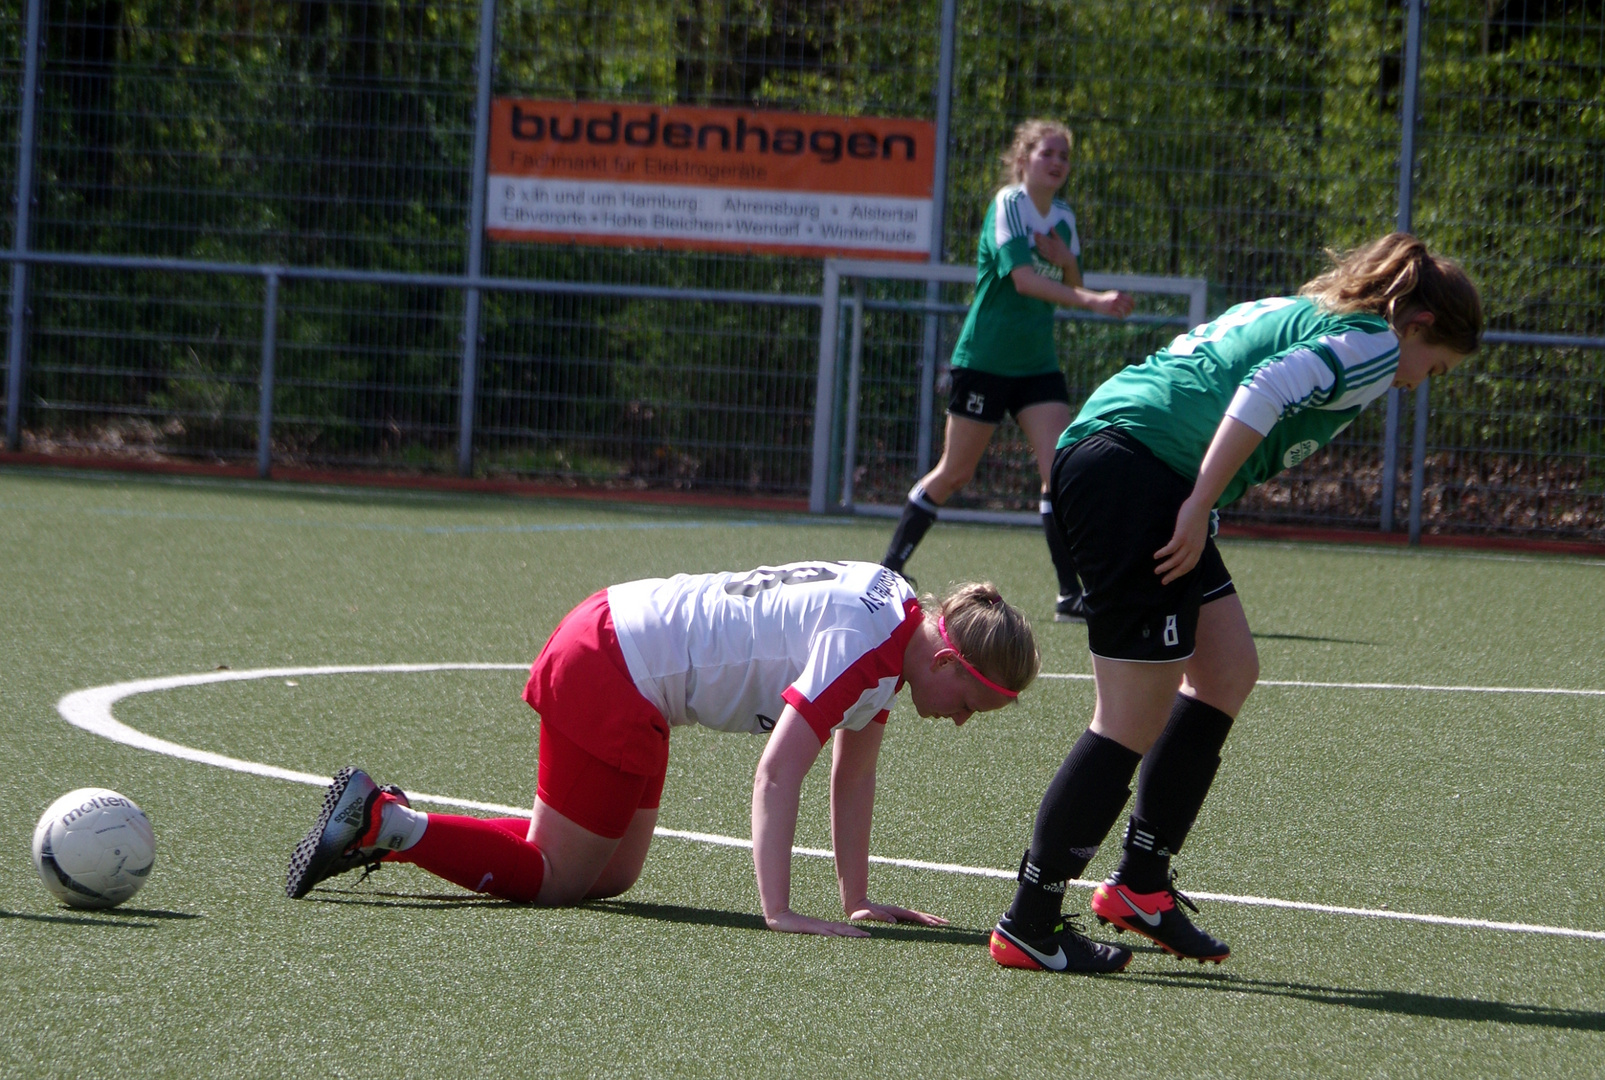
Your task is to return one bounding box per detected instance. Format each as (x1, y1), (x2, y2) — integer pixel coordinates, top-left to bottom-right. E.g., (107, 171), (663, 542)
(1116, 694), (1236, 893)
(881, 485), (940, 572)
(1005, 729), (1140, 934)
(1041, 498), (1081, 598)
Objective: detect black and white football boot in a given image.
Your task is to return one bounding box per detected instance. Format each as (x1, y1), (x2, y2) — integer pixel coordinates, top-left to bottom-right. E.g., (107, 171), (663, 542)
(285, 767), (409, 899)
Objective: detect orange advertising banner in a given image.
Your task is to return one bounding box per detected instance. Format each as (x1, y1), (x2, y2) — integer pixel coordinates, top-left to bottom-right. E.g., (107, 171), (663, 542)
(487, 100), (937, 260)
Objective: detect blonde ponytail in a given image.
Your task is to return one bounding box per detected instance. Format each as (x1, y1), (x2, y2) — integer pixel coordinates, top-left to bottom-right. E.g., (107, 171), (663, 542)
(923, 582), (1040, 696)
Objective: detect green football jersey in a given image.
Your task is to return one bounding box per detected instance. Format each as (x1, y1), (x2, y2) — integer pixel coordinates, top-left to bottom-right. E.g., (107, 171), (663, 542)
(1058, 296), (1399, 506)
(949, 186), (1081, 377)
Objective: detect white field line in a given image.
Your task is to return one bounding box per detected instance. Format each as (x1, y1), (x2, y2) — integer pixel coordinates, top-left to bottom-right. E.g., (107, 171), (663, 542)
(55, 664), (1605, 944)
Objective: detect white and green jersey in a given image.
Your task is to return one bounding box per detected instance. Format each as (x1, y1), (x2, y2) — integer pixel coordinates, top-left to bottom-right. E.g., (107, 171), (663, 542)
(1058, 297), (1399, 506)
(949, 185), (1082, 377)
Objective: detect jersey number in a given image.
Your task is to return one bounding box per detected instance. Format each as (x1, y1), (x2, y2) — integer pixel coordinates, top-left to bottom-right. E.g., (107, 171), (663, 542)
(723, 563), (840, 598)
(1165, 296), (1297, 356)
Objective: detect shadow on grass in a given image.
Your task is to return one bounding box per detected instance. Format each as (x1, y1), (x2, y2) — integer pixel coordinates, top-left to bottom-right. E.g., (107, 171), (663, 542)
(302, 891), (988, 944)
(1251, 632), (1377, 646)
(304, 888), (507, 910)
(588, 899), (993, 945)
(0, 906), (201, 928)
(1120, 968), (1605, 1031)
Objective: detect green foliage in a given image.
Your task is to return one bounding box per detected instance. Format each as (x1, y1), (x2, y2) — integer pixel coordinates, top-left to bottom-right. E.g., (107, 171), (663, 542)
(0, 0), (1599, 530)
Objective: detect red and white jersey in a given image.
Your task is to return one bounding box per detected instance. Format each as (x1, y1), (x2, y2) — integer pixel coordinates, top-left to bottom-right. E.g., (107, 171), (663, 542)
(606, 560), (921, 744)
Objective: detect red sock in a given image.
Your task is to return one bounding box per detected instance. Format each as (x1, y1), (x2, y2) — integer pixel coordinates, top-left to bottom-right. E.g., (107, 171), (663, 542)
(392, 814), (546, 902)
(485, 817), (532, 839)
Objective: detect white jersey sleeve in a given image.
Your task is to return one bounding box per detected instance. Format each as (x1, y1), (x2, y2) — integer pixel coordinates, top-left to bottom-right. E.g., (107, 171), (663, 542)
(607, 561), (922, 744)
(1226, 326), (1400, 436)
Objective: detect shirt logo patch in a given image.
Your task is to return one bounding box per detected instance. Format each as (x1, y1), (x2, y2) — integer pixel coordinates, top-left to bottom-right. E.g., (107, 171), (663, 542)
(1283, 439), (1320, 468)
(1030, 253), (1064, 282)
(756, 713), (776, 731)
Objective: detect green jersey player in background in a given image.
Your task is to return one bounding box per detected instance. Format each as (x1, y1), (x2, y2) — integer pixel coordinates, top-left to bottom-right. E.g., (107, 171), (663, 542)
(988, 232), (1484, 974)
(882, 119), (1133, 622)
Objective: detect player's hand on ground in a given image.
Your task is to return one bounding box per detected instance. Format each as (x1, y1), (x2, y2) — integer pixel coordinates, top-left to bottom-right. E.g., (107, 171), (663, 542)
(1096, 290), (1135, 319)
(765, 909), (871, 937)
(848, 902), (949, 927)
(1155, 497), (1212, 584)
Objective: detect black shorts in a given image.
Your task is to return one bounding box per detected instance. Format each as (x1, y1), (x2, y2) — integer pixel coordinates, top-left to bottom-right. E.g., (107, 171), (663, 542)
(1050, 428), (1236, 662)
(947, 368), (1070, 425)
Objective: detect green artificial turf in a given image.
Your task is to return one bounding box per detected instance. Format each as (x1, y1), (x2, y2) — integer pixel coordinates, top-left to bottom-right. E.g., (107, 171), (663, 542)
(2, 467), (1602, 1079)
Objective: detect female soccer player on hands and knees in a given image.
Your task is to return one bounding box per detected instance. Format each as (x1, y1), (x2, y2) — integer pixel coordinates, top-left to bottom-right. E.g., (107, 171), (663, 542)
(881, 119), (1133, 623)
(987, 232), (1484, 976)
(287, 562), (1039, 937)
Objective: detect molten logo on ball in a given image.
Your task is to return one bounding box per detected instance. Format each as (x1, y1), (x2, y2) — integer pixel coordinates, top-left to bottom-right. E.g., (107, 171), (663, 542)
(32, 788), (156, 909)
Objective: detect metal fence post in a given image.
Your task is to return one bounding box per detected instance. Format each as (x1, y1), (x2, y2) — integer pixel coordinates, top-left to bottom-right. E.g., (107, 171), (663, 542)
(841, 279), (867, 509)
(257, 270), (280, 479)
(1408, 381), (1429, 543)
(1380, 389), (1401, 531)
(1384, 0), (1425, 535)
(916, 0), (958, 475)
(458, 0), (498, 477)
(5, 0), (45, 451)
(810, 263), (842, 513)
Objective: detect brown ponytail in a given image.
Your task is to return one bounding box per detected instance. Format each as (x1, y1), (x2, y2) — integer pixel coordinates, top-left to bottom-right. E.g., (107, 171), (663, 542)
(923, 582), (1040, 696)
(1299, 232), (1483, 354)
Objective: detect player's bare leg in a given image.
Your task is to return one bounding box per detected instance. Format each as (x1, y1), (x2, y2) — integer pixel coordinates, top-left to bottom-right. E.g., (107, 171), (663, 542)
(882, 415), (995, 574)
(1088, 654), (1187, 754)
(920, 413), (998, 502)
(1180, 593), (1259, 716)
(581, 806), (658, 900)
(527, 795), (629, 905)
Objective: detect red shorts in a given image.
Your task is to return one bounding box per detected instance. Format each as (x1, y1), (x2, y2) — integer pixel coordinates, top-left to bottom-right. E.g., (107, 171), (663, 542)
(524, 590), (670, 838)
(536, 722), (664, 839)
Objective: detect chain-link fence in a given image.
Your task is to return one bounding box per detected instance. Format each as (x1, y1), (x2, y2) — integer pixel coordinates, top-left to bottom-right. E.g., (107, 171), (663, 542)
(4, 0), (1602, 540)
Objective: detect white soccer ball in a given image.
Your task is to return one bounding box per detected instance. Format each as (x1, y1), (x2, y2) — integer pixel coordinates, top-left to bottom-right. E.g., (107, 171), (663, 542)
(31, 788), (156, 909)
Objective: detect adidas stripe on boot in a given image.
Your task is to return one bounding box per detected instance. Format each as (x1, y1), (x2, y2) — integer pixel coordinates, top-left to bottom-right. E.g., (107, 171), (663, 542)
(285, 767), (410, 899)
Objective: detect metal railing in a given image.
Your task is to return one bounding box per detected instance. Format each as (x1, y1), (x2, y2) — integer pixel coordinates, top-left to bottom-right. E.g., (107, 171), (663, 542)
(4, 0), (1603, 542)
(813, 259), (1208, 517)
(3, 247), (819, 480)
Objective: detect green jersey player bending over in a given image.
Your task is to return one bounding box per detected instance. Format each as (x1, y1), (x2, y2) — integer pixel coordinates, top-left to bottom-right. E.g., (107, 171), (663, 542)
(987, 232), (1483, 974)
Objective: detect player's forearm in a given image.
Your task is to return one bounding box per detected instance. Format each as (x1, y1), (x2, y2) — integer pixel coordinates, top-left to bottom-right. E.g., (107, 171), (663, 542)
(1011, 268), (1126, 318)
(1188, 415), (1264, 512)
(1010, 267), (1091, 308)
(751, 710), (824, 924)
(829, 750), (877, 911)
(751, 770), (803, 923)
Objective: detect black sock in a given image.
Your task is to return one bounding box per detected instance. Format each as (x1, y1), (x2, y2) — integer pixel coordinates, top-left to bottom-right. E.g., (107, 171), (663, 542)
(881, 486), (939, 572)
(1005, 729), (1140, 934)
(1040, 498), (1080, 598)
(1116, 694), (1236, 893)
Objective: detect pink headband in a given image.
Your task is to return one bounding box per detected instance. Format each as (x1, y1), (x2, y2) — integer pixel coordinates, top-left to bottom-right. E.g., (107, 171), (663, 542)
(937, 615), (1018, 699)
